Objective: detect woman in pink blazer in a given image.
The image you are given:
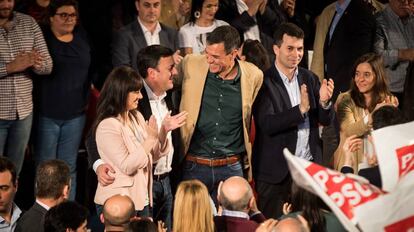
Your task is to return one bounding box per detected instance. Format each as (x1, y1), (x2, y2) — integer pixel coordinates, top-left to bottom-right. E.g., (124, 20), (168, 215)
(93, 66), (186, 217)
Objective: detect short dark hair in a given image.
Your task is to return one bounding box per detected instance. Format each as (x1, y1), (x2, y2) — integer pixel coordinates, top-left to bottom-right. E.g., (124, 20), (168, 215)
(44, 201), (88, 232)
(127, 219), (158, 232)
(207, 25), (241, 54)
(136, 45), (175, 79)
(47, 0), (78, 19)
(273, 23), (304, 46)
(0, 157), (17, 186)
(372, 105), (406, 130)
(36, 160), (71, 199)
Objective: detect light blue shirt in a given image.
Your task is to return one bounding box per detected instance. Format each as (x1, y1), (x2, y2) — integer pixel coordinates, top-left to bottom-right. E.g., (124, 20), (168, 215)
(0, 203), (22, 232)
(276, 65), (312, 161)
(329, 0), (352, 41)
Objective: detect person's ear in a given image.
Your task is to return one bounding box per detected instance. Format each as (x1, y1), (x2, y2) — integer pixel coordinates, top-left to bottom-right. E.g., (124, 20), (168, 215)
(248, 197), (254, 210)
(273, 44), (280, 57)
(100, 213), (105, 223)
(217, 181), (224, 202)
(62, 185), (70, 200)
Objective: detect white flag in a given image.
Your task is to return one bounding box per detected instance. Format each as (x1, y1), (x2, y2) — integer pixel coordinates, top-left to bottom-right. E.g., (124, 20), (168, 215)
(283, 149), (385, 232)
(372, 121), (414, 191)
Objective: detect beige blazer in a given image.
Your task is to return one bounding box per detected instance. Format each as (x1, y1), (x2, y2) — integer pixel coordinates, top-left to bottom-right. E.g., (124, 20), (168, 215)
(94, 113), (169, 210)
(333, 92), (371, 172)
(177, 54), (263, 180)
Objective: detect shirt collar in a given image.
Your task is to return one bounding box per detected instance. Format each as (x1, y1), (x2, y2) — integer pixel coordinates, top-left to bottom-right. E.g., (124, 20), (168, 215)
(235, 0), (249, 15)
(143, 79), (167, 101)
(0, 203), (22, 225)
(222, 209), (249, 219)
(275, 63), (298, 84)
(138, 17), (161, 35)
(335, 0), (352, 15)
(207, 60), (241, 83)
(36, 199), (51, 211)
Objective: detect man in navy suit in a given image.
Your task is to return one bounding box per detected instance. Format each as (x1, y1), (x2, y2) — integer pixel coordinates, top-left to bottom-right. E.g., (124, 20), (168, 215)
(252, 23), (335, 219)
(111, 0), (178, 70)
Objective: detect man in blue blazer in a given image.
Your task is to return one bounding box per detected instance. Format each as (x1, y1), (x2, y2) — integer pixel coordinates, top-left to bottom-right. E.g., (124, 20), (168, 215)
(252, 23), (335, 219)
(111, 0), (178, 70)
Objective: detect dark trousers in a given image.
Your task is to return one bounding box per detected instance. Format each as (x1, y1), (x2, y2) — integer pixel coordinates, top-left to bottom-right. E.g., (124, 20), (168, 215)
(255, 175), (292, 219)
(152, 175), (173, 231)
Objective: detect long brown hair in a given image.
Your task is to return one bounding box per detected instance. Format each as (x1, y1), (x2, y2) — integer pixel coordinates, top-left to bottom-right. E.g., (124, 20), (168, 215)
(349, 53), (391, 112)
(92, 66), (143, 136)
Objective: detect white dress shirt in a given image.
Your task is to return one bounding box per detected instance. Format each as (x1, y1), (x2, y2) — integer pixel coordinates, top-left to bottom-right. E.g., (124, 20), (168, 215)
(235, 0), (261, 42)
(138, 18), (162, 46)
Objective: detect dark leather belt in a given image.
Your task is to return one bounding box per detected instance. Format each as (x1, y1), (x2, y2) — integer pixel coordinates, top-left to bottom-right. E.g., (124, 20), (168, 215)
(153, 172), (169, 181)
(186, 154), (241, 167)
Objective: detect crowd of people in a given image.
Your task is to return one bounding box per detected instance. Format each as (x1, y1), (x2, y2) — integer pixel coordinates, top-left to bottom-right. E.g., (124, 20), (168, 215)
(0, 0), (413, 231)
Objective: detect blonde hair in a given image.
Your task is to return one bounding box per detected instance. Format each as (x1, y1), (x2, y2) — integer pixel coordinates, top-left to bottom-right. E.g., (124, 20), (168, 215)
(173, 180), (214, 232)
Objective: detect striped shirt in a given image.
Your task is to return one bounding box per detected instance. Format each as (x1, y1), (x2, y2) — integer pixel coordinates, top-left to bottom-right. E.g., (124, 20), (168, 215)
(0, 12), (52, 120)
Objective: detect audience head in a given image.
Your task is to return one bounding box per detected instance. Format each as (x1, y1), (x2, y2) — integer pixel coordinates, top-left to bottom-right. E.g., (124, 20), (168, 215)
(350, 53), (391, 112)
(0, 0), (14, 19)
(238, 39), (271, 72)
(135, 0), (161, 24)
(289, 182), (326, 232)
(127, 218), (157, 232)
(372, 105), (406, 130)
(274, 217), (308, 232)
(136, 45), (176, 94)
(44, 201), (89, 232)
(389, 0), (413, 18)
(36, 159), (70, 202)
(218, 176), (253, 213)
(272, 23), (305, 70)
(95, 66), (143, 129)
(173, 180), (214, 232)
(101, 194), (135, 231)
(189, 0), (219, 24)
(47, 0), (78, 34)
(205, 25), (240, 76)
(0, 157), (17, 216)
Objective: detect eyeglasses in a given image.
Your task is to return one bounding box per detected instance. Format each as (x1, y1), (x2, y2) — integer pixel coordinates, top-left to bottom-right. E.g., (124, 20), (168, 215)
(55, 13), (77, 21)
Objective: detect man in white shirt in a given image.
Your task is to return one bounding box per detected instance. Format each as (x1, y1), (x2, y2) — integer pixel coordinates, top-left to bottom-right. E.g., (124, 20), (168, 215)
(111, 0), (178, 71)
(92, 45), (187, 231)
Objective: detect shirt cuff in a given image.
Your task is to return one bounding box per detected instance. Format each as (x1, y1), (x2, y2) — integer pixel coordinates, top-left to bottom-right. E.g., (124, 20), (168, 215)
(92, 159), (105, 173)
(321, 100), (332, 110)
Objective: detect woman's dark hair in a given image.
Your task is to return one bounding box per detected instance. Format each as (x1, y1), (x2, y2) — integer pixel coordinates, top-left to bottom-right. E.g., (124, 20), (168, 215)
(189, 0), (205, 24)
(350, 53), (391, 112)
(92, 66), (143, 135)
(290, 182), (326, 232)
(46, 0), (79, 24)
(241, 39), (271, 71)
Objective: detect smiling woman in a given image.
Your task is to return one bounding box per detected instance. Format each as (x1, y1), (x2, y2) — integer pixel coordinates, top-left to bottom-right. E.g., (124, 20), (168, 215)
(333, 53), (398, 172)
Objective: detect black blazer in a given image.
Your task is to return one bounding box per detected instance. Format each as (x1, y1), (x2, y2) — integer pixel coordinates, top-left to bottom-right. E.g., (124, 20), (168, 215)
(111, 20), (178, 70)
(252, 66), (334, 184)
(323, 0), (375, 101)
(15, 202), (48, 232)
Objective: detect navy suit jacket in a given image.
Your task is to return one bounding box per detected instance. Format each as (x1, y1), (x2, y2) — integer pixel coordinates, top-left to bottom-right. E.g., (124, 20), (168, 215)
(252, 65), (334, 184)
(111, 20), (178, 70)
(323, 0), (375, 101)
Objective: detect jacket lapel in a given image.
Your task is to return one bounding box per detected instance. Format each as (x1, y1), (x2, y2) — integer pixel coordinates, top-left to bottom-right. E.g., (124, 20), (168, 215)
(270, 66), (292, 109)
(138, 87), (152, 121)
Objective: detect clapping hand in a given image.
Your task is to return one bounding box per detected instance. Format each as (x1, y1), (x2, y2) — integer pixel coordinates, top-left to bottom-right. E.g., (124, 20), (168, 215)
(319, 78), (334, 106)
(161, 111), (188, 133)
(342, 135), (363, 167)
(299, 84), (310, 114)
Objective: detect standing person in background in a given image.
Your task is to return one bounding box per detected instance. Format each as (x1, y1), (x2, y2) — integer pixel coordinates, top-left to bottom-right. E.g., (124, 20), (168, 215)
(374, 0), (414, 108)
(178, 0), (228, 56)
(333, 53), (398, 172)
(111, 0), (178, 71)
(33, 0), (93, 200)
(0, 0), (52, 175)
